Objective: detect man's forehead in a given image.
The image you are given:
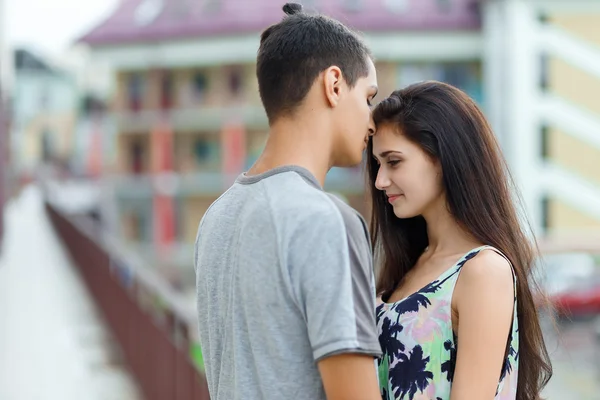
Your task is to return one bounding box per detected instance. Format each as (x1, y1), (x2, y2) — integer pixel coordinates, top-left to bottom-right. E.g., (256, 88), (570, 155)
(367, 58), (377, 73)
(366, 59), (378, 83)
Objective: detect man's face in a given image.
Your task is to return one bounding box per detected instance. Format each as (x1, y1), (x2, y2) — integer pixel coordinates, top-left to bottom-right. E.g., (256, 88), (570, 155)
(333, 58), (378, 167)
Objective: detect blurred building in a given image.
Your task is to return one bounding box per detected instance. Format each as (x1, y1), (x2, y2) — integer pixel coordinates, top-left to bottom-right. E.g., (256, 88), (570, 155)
(10, 49), (79, 177)
(0, 0), (9, 246)
(0, 0), (9, 101)
(542, 12), (600, 234)
(78, 0), (600, 274)
(78, 0), (485, 271)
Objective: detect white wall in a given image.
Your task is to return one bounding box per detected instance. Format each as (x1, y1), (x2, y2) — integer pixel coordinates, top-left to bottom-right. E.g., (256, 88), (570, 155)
(0, 0), (12, 100)
(13, 72), (77, 121)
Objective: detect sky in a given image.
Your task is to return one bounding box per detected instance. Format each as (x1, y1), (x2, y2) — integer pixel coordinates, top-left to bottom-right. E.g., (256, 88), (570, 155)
(4, 0), (119, 57)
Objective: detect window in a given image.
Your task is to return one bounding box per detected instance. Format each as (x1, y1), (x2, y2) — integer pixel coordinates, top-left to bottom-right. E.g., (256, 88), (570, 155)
(228, 69), (242, 96)
(123, 206), (151, 242)
(193, 137), (219, 169)
(160, 71), (173, 110)
(192, 72), (208, 102)
(178, 72), (208, 107)
(39, 87), (50, 111)
(41, 129), (53, 162)
(130, 140), (145, 174)
(540, 125), (549, 160)
(541, 196), (550, 233)
(127, 73), (145, 112)
(194, 140), (210, 161)
(539, 53), (549, 90)
(81, 95), (105, 116)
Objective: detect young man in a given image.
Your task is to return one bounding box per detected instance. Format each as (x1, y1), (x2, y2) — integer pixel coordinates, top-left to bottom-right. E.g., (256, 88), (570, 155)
(194, 3), (381, 400)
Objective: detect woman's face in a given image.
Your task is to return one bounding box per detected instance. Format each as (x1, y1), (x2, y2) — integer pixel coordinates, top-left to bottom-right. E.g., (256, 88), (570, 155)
(372, 123), (444, 219)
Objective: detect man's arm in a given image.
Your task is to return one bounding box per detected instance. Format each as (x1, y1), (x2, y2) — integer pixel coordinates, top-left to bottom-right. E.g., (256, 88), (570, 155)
(287, 206), (382, 400)
(318, 354), (381, 400)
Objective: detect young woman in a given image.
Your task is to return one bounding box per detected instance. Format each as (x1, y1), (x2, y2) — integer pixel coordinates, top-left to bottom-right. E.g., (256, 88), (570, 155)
(367, 81), (552, 400)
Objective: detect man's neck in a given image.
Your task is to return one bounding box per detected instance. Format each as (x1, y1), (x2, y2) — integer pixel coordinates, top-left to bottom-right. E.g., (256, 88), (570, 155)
(247, 118), (333, 187)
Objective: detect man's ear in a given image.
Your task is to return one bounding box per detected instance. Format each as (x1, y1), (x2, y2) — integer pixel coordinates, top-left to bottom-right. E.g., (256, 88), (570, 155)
(323, 66), (343, 108)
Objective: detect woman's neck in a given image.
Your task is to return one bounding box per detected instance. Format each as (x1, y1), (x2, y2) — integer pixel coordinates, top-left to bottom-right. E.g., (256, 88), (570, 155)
(422, 202), (482, 257)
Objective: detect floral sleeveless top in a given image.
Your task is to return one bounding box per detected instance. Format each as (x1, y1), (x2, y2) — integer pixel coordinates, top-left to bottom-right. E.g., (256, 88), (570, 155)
(376, 246), (519, 400)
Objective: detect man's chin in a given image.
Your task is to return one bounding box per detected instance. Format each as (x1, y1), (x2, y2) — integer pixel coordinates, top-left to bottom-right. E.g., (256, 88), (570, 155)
(334, 156), (363, 169)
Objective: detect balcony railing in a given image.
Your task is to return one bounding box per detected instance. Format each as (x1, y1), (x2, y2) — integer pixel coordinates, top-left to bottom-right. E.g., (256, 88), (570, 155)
(45, 200), (209, 400)
(535, 19), (600, 225)
(113, 105), (268, 133)
(111, 168), (367, 197)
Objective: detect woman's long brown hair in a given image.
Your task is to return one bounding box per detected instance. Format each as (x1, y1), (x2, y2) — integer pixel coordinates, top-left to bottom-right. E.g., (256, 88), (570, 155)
(367, 81), (552, 399)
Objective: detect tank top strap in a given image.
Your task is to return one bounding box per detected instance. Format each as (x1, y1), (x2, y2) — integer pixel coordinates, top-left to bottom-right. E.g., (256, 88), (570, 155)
(471, 245), (518, 291)
(434, 245), (493, 297)
(453, 245), (518, 315)
(443, 245), (490, 280)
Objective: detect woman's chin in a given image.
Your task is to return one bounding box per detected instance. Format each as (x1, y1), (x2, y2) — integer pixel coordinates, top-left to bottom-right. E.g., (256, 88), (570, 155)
(391, 206), (418, 220)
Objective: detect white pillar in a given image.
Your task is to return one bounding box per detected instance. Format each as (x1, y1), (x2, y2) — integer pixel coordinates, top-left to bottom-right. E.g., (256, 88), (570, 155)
(0, 0), (4, 98)
(0, 0), (8, 215)
(483, 0), (543, 234)
(482, 0), (507, 147)
(0, 0), (11, 101)
(506, 0), (542, 234)
(0, 0), (16, 178)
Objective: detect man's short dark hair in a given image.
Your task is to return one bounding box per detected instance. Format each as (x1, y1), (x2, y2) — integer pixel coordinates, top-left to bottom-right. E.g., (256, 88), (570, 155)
(257, 3), (372, 122)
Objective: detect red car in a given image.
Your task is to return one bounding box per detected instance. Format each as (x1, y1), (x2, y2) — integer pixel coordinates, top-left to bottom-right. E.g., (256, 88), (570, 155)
(549, 276), (600, 318)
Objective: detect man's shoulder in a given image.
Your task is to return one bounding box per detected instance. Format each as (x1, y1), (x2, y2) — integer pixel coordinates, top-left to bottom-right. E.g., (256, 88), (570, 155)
(324, 193), (369, 238)
(325, 193), (361, 219)
(199, 172), (336, 225)
(260, 172), (340, 219)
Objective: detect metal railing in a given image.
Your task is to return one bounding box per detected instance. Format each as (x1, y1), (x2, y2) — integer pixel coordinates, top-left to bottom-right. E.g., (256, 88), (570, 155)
(45, 202), (209, 400)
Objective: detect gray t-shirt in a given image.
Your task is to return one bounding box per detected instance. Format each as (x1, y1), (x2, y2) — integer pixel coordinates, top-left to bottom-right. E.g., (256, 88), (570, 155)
(194, 165), (381, 400)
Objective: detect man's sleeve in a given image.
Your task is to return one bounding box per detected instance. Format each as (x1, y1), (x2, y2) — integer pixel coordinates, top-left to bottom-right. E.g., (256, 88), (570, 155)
(287, 207), (382, 362)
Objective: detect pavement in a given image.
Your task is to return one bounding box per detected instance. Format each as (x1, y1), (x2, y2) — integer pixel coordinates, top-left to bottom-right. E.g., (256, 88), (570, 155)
(542, 315), (600, 399)
(0, 185), (141, 400)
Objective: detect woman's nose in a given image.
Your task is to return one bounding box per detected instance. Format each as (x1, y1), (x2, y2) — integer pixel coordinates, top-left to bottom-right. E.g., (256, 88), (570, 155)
(375, 168), (390, 191)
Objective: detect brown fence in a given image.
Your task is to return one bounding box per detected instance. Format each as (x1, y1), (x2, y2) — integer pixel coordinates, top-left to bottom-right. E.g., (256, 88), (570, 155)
(46, 203), (209, 400)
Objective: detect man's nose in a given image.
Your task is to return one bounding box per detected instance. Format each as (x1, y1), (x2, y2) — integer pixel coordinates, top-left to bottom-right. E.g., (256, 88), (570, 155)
(368, 115), (375, 136)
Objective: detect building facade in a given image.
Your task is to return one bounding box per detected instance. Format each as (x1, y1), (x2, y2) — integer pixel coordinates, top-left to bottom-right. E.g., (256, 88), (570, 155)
(0, 0), (9, 246)
(544, 12), (600, 232)
(10, 49), (79, 178)
(79, 0), (600, 275)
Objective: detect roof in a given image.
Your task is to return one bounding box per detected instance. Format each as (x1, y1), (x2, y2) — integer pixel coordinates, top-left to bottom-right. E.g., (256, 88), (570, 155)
(14, 49), (56, 74)
(79, 0), (481, 46)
